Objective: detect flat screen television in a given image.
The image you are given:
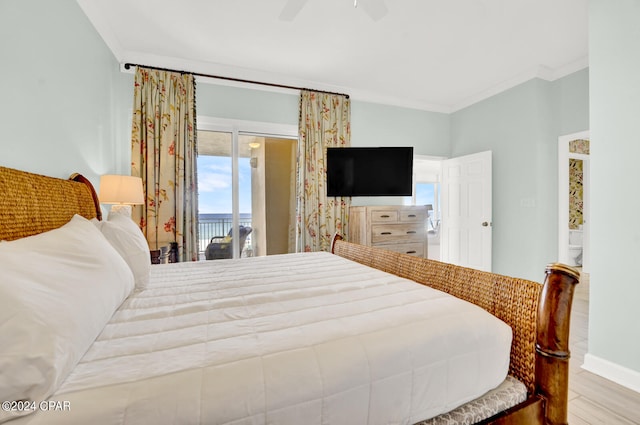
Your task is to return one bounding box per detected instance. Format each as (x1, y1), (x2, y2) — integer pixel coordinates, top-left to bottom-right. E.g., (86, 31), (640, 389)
(326, 147), (413, 196)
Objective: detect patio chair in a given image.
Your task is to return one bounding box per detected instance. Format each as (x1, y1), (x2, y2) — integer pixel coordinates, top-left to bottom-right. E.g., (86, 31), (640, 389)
(204, 225), (252, 260)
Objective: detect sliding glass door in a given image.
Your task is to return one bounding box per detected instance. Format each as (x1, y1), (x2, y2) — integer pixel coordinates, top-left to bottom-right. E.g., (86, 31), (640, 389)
(196, 117), (298, 260)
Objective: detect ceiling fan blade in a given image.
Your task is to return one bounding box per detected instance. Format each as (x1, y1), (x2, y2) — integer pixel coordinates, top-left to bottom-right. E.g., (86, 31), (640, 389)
(279, 0), (309, 21)
(359, 0), (388, 21)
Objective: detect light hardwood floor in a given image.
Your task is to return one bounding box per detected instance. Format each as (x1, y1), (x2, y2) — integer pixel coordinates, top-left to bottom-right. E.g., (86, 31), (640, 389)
(568, 273), (640, 424)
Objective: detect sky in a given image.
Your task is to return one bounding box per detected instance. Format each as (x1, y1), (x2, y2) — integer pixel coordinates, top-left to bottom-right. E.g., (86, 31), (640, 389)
(415, 182), (435, 207)
(197, 155), (252, 214)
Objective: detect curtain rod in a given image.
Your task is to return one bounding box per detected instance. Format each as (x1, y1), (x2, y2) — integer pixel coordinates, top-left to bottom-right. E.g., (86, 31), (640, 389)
(123, 63), (350, 99)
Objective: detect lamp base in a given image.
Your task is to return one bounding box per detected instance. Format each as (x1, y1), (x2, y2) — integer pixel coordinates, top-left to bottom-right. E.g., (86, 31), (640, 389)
(108, 204), (132, 218)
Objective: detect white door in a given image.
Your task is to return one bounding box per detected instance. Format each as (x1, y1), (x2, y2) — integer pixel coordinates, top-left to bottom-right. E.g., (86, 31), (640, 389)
(440, 151), (492, 271)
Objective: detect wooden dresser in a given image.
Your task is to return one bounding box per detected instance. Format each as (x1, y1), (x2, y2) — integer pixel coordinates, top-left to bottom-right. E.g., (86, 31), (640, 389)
(348, 205), (428, 258)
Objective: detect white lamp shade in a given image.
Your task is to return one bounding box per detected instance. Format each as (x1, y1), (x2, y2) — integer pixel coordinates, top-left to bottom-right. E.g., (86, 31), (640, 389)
(99, 175), (144, 205)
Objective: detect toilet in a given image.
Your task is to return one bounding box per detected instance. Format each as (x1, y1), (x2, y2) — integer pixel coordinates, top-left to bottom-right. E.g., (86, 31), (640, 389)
(568, 229), (583, 267)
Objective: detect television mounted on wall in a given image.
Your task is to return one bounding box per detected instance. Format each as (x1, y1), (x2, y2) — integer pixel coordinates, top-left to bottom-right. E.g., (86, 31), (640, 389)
(326, 147), (414, 197)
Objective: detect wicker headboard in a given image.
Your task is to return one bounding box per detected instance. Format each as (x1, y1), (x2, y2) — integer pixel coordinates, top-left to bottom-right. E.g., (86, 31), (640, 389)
(0, 166), (101, 241)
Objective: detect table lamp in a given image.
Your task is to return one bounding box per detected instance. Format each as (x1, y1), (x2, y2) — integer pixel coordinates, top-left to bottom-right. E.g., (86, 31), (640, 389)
(99, 175), (144, 217)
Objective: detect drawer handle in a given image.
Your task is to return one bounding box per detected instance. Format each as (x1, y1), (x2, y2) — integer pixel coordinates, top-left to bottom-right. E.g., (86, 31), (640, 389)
(380, 232), (392, 235)
(380, 215), (390, 218)
(406, 231), (417, 234)
(406, 250), (417, 254)
(408, 214), (416, 218)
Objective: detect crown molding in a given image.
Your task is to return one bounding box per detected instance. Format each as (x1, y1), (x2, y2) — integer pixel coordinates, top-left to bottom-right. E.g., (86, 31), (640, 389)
(119, 52), (454, 113)
(549, 55), (589, 80)
(118, 50), (588, 115)
(450, 56), (589, 112)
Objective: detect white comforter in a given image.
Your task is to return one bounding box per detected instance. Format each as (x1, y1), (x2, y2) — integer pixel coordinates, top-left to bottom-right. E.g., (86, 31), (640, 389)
(14, 252), (511, 425)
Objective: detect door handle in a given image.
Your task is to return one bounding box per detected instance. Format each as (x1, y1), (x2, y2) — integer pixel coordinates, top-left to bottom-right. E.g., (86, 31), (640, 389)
(482, 221), (491, 227)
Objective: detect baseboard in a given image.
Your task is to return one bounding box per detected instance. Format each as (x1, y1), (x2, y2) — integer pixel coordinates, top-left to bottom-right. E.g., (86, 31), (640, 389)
(582, 353), (640, 393)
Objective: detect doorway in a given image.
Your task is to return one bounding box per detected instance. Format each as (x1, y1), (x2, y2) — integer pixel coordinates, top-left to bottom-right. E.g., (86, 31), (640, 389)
(196, 118), (298, 260)
(413, 152), (493, 270)
(413, 155), (443, 261)
(558, 131), (590, 272)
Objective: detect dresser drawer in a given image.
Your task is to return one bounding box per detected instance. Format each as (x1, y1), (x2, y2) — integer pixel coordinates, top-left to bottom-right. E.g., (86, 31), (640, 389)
(370, 209), (399, 223)
(371, 224), (425, 244)
(377, 242), (425, 257)
(399, 209), (427, 223)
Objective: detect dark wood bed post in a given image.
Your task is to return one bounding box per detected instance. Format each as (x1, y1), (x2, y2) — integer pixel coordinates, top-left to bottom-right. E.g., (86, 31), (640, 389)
(535, 263), (580, 425)
(330, 233), (343, 253)
(69, 173), (102, 221)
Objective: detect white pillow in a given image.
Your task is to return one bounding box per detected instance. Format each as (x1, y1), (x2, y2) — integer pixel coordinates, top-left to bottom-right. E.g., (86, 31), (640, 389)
(0, 215), (134, 423)
(95, 211), (151, 290)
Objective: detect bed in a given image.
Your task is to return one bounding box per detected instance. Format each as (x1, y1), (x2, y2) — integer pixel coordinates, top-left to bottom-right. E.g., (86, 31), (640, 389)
(0, 166), (579, 425)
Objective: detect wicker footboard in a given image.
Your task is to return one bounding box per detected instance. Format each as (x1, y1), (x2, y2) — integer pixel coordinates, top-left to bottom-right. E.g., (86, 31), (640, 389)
(331, 235), (579, 425)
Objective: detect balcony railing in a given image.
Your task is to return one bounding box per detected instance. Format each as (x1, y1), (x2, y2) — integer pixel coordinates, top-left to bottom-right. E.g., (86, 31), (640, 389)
(198, 213), (252, 256)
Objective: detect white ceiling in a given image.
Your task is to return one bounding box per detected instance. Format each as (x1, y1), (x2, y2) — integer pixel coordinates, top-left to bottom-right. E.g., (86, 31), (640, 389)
(77, 0), (588, 113)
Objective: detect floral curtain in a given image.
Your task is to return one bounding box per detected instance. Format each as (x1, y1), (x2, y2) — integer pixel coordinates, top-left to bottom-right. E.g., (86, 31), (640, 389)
(131, 67), (199, 262)
(296, 90), (351, 252)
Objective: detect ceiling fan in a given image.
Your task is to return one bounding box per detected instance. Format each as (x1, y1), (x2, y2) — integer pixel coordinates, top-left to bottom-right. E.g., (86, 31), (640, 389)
(279, 0), (388, 22)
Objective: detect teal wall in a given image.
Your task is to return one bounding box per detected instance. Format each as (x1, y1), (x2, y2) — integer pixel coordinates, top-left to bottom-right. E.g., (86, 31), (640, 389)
(451, 70), (589, 281)
(197, 84), (298, 125)
(0, 0), (132, 186)
(589, 0), (640, 376)
(350, 102), (450, 156)
(552, 68), (590, 136)
(196, 84), (450, 156)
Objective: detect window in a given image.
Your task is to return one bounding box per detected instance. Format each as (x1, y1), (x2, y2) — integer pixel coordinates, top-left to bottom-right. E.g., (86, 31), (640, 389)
(415, 182), (439, 232)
